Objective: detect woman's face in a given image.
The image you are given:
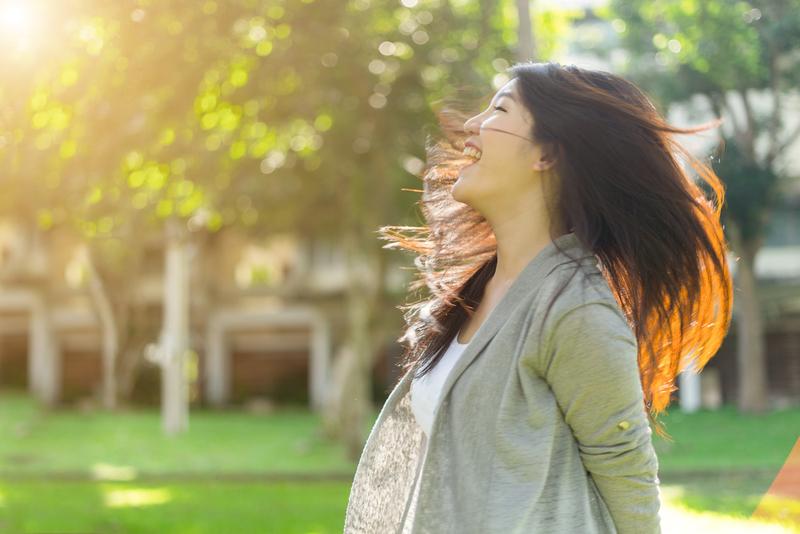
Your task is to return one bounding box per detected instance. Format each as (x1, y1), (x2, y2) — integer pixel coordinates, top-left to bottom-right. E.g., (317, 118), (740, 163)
(452, 78), (556, 210)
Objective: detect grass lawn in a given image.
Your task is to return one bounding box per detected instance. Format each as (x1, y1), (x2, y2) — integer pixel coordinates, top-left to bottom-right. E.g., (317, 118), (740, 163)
(0, 481), (348, 534)
(651, 405), (800, 472)
(0, 392), (356, 475)
(650, 404), (800, 531)
(0, 390), (798, 533)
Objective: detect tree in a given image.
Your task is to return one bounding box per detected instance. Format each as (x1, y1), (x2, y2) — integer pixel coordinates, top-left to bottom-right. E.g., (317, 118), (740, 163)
(1, 0), (582, 447)
(516, 0), (535, 62)
(2, 0), (351, 430)
(604, 0), (800, 412)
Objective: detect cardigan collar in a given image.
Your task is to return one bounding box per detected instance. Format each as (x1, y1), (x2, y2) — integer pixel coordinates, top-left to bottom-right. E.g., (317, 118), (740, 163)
(396, 231), (595, 414)
(346, 230), (604, 533)
(433, 231), (594, 411)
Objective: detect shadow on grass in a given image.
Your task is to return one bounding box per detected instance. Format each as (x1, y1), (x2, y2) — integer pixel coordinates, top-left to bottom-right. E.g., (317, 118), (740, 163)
(661, 469), (778, 518)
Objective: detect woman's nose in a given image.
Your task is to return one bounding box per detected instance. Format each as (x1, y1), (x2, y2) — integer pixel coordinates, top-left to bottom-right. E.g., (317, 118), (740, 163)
(463, 114), (482, 134)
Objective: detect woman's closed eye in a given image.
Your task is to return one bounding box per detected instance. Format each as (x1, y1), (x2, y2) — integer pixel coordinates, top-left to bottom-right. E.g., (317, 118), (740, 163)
(494, 106), (506, 112)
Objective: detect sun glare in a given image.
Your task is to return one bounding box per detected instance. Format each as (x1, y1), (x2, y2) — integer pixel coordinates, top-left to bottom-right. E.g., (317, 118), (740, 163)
(0, 1), (38, 53)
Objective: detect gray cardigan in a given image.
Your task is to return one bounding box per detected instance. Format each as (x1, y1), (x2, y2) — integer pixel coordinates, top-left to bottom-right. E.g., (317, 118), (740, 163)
(344, 232), (663, 533)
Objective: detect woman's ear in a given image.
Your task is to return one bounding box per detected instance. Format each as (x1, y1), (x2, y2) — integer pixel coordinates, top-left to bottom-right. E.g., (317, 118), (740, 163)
(533, 143), (558, 171)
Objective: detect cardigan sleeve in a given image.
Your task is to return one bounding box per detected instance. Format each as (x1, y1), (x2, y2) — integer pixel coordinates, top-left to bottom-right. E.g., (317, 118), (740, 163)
(538, 300), (663, 534)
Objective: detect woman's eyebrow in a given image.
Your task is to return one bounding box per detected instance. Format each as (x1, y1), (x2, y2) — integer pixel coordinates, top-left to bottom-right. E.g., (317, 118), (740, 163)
(493, 91), (517, 104)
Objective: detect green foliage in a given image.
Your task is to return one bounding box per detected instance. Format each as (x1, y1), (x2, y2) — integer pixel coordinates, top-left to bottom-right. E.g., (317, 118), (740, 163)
(0, 0), (531, 245)
(709, 138), (780, 241)
(607, 0), (800, 95)
(605, 0), (800, 239)
(612, 0), (769, 93)
(534, 6), (585, 61)
(0, 0), (591, 292)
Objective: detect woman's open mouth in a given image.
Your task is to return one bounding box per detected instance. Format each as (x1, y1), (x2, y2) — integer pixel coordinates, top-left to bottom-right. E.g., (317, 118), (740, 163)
(463, 146), (482, 167)
(463, 146), (482, 161)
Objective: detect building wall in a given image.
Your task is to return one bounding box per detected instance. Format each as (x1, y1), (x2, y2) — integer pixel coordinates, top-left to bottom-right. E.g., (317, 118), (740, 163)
(704, 321), (800, 406)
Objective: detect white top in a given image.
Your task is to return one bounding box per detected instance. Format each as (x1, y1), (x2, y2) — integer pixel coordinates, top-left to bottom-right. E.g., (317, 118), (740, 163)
(402, 331), (470, 532)
(409, 331), (470, 437)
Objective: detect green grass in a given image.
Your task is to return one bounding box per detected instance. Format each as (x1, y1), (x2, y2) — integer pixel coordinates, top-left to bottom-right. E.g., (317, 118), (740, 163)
(1, 479), (796, 534)
(660, 469), (791, 525)
(0, 391), (363, 475)
(652, 404), (800, 530)
(1, 390), (798, 533)
(652, 404), (800, 472)
(0, 481), (349, 534)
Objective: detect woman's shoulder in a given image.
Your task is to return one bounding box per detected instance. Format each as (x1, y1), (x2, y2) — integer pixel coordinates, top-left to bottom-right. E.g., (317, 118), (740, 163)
(520, 262), (633, 376)
(540, 254), (617, 310)
(532, 257), (633, 344)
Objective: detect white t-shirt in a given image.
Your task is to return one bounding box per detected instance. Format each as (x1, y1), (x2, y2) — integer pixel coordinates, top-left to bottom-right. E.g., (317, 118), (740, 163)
(402, 332), (470, 532)
(409, 331), (470, 437)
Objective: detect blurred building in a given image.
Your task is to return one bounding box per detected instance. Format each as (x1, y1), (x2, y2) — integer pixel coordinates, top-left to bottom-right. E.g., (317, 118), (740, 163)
(0, 197), (798, 410)
(0, 220), (406, 410)
(702, 193), (800, 409)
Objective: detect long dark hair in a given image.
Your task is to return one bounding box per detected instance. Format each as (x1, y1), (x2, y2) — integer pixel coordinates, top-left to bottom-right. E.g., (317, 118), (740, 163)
(379, 61), (733, 440)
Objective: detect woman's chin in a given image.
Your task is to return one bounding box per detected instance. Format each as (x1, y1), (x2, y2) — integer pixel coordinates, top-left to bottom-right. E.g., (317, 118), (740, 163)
(452, 173), (475, 202)
(455, 164), (477, 184)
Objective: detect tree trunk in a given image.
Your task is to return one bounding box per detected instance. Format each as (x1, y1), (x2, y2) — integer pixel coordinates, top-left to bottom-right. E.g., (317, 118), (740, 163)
(321, 229), (386, 461)
(729, 222), (769, 413)
(84, 245), (119, 410)
(117, 291), (157, 404)
(161, 218), (191, 435)
(516, 0), (535, 62)
(29, 293), (60, 407)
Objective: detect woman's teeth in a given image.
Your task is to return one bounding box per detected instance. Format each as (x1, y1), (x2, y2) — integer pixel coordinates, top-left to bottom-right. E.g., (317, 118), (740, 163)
(463, 146), (482, 160)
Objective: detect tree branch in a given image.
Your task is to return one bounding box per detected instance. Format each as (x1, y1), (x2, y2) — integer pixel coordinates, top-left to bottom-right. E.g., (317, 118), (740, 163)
(736, 89), (757, 160)
(772, 120), (800, 162)
(766, 52), (782, 167)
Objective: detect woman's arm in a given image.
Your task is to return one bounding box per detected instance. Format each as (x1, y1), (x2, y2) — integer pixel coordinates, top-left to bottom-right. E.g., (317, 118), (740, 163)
(537, 300), (663, 534)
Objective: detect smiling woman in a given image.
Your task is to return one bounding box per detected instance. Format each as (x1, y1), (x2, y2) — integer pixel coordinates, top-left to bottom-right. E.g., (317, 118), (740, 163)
(345, 60), (734, 534)
(391, 62), (733, 438)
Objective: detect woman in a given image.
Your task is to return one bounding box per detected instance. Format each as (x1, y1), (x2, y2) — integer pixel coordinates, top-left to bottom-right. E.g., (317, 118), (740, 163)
(344, 61), (733, 534)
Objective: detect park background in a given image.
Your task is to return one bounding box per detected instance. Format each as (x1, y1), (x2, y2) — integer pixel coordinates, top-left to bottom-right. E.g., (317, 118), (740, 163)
(0, 0), (799, 532)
